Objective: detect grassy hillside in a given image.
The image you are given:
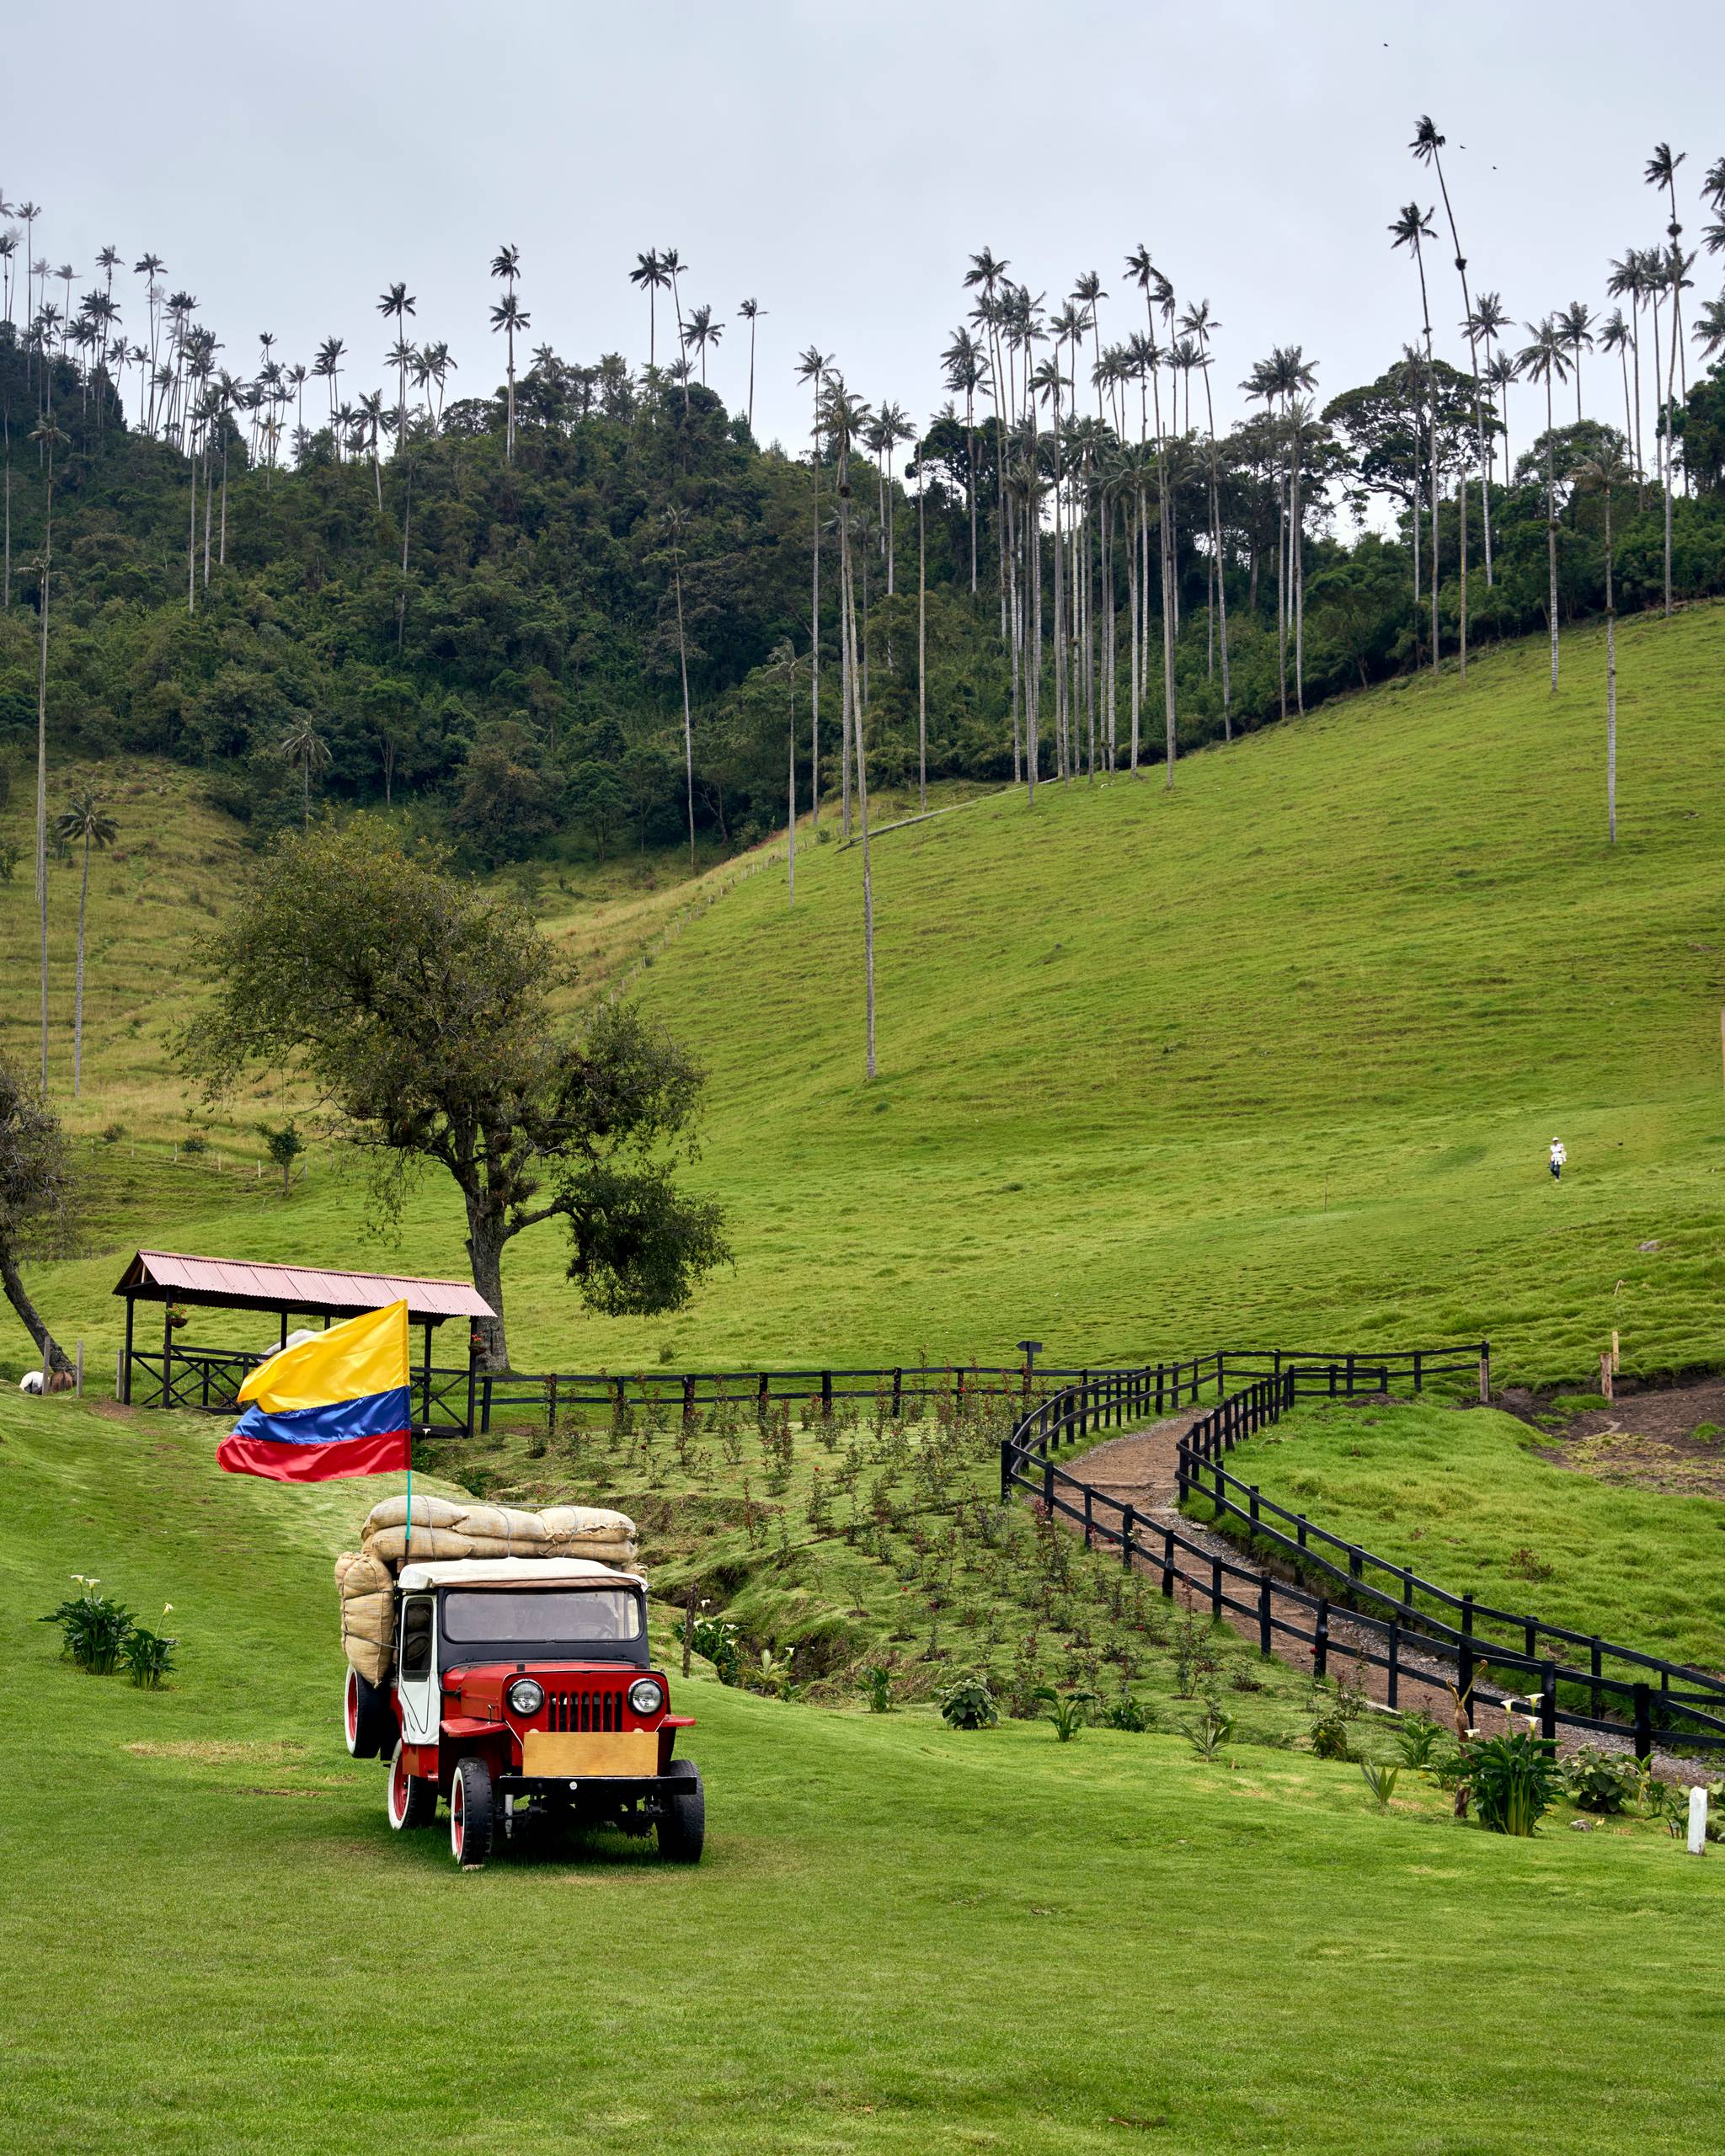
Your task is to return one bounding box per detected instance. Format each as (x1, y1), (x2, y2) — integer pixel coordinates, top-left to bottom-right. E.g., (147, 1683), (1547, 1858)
(12, 605), (1725, 1385)
(1193, 1396), (1725, 1671)
(6, 1385), (1723, 2155)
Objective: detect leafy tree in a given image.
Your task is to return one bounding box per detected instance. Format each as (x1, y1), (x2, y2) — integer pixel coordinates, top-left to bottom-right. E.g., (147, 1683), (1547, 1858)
(259, 1118), (304, 1195)
(565, 757), (628, 860)
(451, 720), (558, 865)
(183, 819), (730, 1367)
(0, 1056), (74, 1377)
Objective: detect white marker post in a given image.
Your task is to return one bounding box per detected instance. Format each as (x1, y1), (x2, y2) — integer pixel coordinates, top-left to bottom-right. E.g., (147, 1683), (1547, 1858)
(1688, 1785), (1709, 1856)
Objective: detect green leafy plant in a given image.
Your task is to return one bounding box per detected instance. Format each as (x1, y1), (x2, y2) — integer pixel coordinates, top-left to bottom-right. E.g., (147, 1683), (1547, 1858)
(1359, 1758), (1402, 1810)
(1033, 1686), (1094, 1742)
(1100, 1690), (1158, 1733)
(1561, 1743), (1641, 1815)
(938, 1675), (1000, 1730)
(864, 1665), (895, 1714)
(677, 1610), (742, 1685)
(1392, 1712), (1443, 1769)
(120, 1614), (179, 1689)
(1461, 1732), (1559, 1836)
(1308, 1697), (1354, 1761)
(40, 1577), (136, 1673)
(1181, 1703), (1236, 1760)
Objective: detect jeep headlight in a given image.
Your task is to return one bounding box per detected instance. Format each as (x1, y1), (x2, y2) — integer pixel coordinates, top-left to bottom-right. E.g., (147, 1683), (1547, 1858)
(628, 1678), (665, 1717)
(506, 1678), (545, 1716)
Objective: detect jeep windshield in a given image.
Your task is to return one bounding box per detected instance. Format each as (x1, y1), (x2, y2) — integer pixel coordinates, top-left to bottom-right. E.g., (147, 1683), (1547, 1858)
(438, 1587), (646, 1664)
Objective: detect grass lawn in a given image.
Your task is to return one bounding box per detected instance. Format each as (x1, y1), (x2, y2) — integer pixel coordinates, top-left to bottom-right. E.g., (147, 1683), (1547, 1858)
(12, 605), (1725, 1391)
(1194, 1396), (1725, 1672)
(7, 1385), (1725, 2156)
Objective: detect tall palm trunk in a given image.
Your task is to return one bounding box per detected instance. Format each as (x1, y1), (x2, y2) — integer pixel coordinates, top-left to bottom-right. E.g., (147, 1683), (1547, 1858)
(1543, 371), (1559, 691)
(917, 480), (927, 811)
(1603, 482), (1616, 842)
(809, 392), (821, 828)
(671, 550), (696, 870)
(1650, 295), (1669, 616)
(72, 827), (91, 1095)
(837, 450), (876, 1077)
(35, 445), (54, 1091)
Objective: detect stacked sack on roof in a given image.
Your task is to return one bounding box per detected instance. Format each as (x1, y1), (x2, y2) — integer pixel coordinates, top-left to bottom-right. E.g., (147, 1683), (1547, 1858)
(334, 1493), (639, 1684)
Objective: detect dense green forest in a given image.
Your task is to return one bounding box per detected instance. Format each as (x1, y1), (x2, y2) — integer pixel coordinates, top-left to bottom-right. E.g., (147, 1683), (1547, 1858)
(3, 198), (1724, 866)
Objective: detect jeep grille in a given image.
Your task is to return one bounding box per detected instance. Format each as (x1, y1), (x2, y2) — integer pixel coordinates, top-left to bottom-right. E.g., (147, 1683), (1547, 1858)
(547, 1687), (623, 1733)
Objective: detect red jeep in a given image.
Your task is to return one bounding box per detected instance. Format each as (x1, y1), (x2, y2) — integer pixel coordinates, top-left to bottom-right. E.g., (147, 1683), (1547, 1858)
(342, 1557), (702, 1868)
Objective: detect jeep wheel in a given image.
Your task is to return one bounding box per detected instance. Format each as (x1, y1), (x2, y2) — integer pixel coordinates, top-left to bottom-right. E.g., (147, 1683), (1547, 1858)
(450, 1757), (494, 1870)
(386, 1741), (435, 1831)
(657, 1759), (705, 1864)
(344, 1666), (393, 1761)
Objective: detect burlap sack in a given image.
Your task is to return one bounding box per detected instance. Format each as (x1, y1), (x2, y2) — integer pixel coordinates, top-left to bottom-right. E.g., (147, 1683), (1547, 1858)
(363, 1524), (479, 1565)
(344, 1633), (393, 1687)
(539, 1505), (638, 1540)
(363, 1493), (465, 1534)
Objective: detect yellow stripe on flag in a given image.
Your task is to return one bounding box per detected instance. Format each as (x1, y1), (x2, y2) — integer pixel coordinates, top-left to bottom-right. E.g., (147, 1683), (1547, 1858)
(237, 1299), (411, 1413)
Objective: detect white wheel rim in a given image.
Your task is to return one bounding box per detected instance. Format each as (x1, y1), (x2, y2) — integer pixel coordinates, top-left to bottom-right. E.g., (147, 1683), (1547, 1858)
(345, 1670), (359, 1751)
(451, 1774), (465, 1861)
(388, 1745), (409, 1828)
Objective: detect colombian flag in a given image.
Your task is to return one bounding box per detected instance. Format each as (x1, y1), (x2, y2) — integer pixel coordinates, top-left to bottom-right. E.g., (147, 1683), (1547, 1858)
(217, 1300), (412, 1483)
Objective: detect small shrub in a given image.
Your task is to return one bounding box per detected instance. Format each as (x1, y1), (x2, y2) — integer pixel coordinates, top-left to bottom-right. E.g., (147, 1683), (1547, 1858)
(938, 1675), (1000, 1730)
(679, 1612), (742, 1686)
(1229, 1660), (1267, 1694)
(180, 1132), (208, 1156)
(1181, 1703), (1236, 1760)
(1392, 1712), (1443, 1770)
(864, 1665), (895, 1714)
(1308, 1689), (1354, 1760)
(1462, 1732), (1558, 1836)
(1100, 1690), (1158, 1733)
(1359, 1759), (1401, 1810)
(101, 1121), (126, 1144)
(1033, 1686), (1094, 1742)
(1561, 1744), (1641, 1815)
(1690, 1422), (1722, 1446)
(1506, 1546), (1554, 1583)
(120, 1615), (179, 1689)
(41, 1577), (136, 1673)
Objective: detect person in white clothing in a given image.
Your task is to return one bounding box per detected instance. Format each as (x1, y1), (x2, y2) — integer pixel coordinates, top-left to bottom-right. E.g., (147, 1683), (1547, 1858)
(1549, 1139), (1567, 1182)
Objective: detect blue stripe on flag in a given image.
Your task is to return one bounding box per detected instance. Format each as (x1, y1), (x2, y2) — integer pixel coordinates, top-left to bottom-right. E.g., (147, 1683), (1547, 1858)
(232, 1385), (413, 1449)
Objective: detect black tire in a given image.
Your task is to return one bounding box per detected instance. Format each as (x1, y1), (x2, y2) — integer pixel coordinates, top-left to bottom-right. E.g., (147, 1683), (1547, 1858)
(451, 1756), (494, 1870)
(386, 1741), (436, 1831)
(657, 1758), (705, 1864)
(344, 1666), (393, 1761)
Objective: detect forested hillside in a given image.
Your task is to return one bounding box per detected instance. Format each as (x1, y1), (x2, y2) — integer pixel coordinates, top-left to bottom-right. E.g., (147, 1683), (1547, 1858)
(3, 296), (1723, 867)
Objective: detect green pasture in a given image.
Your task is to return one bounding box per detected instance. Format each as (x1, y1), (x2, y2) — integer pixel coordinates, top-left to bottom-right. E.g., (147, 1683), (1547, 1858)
(6, 1385), (1723, 2156)
(1195, 1395), (1725, 1671)
(12, 605), (1725, 1390)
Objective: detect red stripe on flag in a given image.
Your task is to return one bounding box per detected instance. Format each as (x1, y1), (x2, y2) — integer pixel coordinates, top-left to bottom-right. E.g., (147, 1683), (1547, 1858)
(216, 1428), (411, 1483)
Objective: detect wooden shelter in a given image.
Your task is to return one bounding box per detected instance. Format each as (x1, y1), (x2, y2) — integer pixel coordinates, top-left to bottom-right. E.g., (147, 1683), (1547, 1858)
(114, 1250), (496, 1435)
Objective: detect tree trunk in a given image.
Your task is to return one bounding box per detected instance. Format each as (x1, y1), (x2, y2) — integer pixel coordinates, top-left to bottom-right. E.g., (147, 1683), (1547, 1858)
(1545, 379), (1559, 691)
(463, 1198), (511, 1371)
(1605, 488), (1616, 845)
(35, 456), (51, 1094)
(1, 1245), (73, 1377)
(72, 835), (88, 1097)
(917, 483), (927, 812)
(673, 557), (696, 871)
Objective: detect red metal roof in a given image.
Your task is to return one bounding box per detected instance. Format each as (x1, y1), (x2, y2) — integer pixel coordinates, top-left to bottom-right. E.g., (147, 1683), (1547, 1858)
(115, 1250), (496, 1322)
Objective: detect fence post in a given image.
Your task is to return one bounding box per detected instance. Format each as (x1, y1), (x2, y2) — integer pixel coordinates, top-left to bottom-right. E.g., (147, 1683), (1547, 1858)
(1589, 1637), (1603, 1721)
(1082, 1486), (1093, 1550)
(1387, 1620), (1401, 1709)
(547, 1373), (559, 1441)
(1313, 1597), (1330, 1680)
(1121, 1502), (1136, 1571)
(1633, 1682), (1653, 1764)
(821, 1370), (834, 1420)
(1258, 1574), (1272, 1656)
(481, 1374), (494, 1436)
(1458, 1593), (1476, 1707)
(1210, 1554), (1222, 1618)
(1249, 1485), (1260, 1531)
(1478, 1342), (1491, 1404)
(1042, 1454), (1054, 1511)
(998, 1438), (1013, 1503)
(1161, 1526), (1175, 1599)
(1413, 1348), (1423, 1394)
(682, 1374), (697, 1426)
(1540, 1662), (1557, 1742)
(891, 1367), (903, 1418)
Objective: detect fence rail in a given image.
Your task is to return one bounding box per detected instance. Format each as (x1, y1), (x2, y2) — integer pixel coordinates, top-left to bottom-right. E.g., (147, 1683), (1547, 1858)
(1000, 1342), (1725, 1761)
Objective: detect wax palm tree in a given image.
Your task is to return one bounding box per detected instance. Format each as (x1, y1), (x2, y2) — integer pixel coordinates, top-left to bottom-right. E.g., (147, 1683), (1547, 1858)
(1558, 300), (1594, 424)
(29, 414), (67, 1089)
(795, 344), (828, 825)
(629, 251), (668, 366)
(1695, 292), (1725, 363)
(377, 283), (417, 451)
(684, 303), (723, 385)
(490, 244), (522, 458)
(54, 791), (116, 1095)
(1645, 142), (1689, 394)
(875, 402), (913, 598)
(1599, 308), (1635, 455)
(1390, 201), (1441, 668)
(941, 324), (985, 592)
(1606, 249), (1650, 489)
(660, 507), (698, 870)
(1575, 447), (1633, 844)
(738, 297), (764, 432)
(1516, 318), (1571, 691)
(820, 371), (877, 1076)
(662, 248), (690, 410)
(280, 718), (331, 829)
(357, 389), (386, 509)
(313, 336), (345, 455)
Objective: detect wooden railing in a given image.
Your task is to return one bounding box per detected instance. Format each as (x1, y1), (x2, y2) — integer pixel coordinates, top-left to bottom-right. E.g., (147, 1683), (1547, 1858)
(1000, 1344), (1725, 1761)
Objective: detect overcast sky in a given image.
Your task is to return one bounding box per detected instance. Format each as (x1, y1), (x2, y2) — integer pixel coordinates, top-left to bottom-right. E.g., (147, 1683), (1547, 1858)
(6, 0), (1722, 484)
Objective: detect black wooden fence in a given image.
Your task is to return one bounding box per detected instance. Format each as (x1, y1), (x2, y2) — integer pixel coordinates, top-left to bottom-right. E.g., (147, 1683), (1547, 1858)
(1000, 1343), (1725, 1761)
